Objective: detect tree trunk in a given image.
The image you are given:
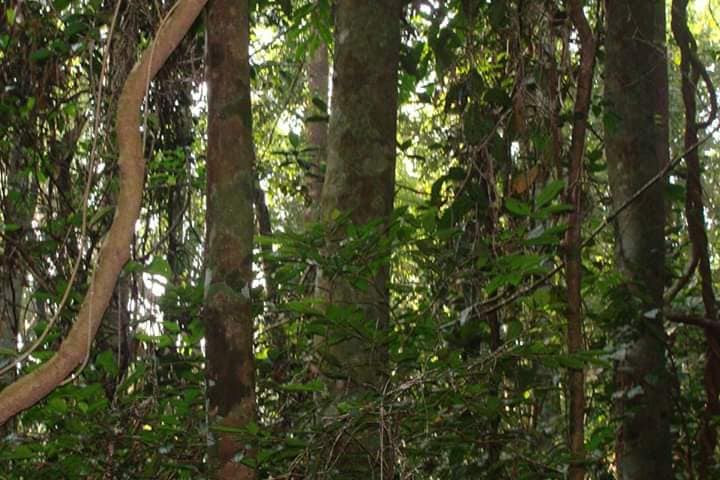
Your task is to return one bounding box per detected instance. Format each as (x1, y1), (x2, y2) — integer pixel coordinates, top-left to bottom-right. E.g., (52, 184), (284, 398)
(304, 39), (329, 224)
(565, 2), (596, 478)
(605, 1), (673, 478)
(316, 0), (402, 477)
(204, 0), (257, 478)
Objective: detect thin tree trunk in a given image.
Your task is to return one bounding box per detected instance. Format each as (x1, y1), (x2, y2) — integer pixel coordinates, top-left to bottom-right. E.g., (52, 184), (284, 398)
(605, 1), (674, 477)
(564, 2), (596, 478)
(204, 0), (257, 478)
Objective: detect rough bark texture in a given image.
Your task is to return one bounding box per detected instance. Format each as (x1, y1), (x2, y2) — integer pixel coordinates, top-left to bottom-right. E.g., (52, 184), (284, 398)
(564, 2), (596, 478)
(0, 0), (207, 426)
(671, 0), (720, 474)
(204, 1), (256, 478)
(316, 0), (402, 477)
(605, 1), (673, 478)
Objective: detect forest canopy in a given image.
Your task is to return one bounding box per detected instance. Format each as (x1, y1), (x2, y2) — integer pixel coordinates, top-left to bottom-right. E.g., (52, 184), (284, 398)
(0, 0), (719, 479)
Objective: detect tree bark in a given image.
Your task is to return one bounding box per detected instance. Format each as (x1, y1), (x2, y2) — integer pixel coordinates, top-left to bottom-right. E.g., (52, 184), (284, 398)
(204, 0), (257, 478)
(0, 0), (207, 426)
(605, 1), (673, 477)
(316, 0), (402, 477)
(564, 2), (596, 478)
(304, 39), (329, 224)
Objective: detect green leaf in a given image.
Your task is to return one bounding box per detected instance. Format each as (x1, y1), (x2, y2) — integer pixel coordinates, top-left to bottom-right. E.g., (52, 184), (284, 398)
(0, 445), (33, 460)
(545, 203), (573, 214)
(30, 48), (52, 62)
(282, 299), (321, 316)
(505, 197), (531, 216)
(96, 350), (118, 376)
(504, 253), (545, 272)
(280, 379), (324, 393)
(124, 260), (144, 273)
(305, 114), (329, 123)
(506, 320), (522, 340)
(48, 397), (68, 414)
(53, 0), (71, 11)
(535, 179), (565, 208)
(5, 8), (15, 26)
(146, 256), (172, 279)
(288, 131), (301, 148)
(163, 320), (181, 333)
(556, 354), (585, 369)
(311, 96), (327, 113)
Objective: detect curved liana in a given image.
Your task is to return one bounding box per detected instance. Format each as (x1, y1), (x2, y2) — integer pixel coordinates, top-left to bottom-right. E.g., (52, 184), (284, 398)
(0, 0), (208, 425)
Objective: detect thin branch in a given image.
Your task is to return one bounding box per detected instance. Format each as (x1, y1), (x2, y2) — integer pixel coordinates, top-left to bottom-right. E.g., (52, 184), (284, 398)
(667, 312), (720, 333)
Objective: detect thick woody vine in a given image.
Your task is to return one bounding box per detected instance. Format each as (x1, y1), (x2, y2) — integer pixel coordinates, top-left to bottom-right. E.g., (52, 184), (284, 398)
(0, 0), (208, 425)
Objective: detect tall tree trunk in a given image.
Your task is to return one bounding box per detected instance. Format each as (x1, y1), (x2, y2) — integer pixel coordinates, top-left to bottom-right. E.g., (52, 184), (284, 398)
(316, 0), (402, 477)
(565, 2), (596, 478)
(605, 1), (673, 478)
(204, 1), (257, 478)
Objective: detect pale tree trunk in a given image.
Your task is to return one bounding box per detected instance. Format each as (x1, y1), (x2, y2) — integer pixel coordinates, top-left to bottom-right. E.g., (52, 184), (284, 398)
(204, 0), (256, 478)
(316, 0), (402, 477)
(605, 1), (674, 477)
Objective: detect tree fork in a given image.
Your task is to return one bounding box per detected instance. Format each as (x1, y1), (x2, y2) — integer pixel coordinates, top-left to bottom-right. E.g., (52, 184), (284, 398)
(0, 0), (207, 426)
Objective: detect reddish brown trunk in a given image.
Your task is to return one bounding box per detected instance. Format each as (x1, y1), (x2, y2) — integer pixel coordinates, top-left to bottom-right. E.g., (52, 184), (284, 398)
(564, 3), (597, 479)
(205, 0), (257, 478)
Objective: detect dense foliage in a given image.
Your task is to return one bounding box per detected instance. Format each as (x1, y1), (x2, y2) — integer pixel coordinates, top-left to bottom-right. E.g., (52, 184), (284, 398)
(1, 0), (719, 478)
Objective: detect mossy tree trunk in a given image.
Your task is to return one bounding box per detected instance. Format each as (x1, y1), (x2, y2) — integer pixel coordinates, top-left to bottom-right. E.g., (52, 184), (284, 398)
(316, 0), (402, 477)
(204, 0), (256, 478)
(605, 1), (673, 478)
